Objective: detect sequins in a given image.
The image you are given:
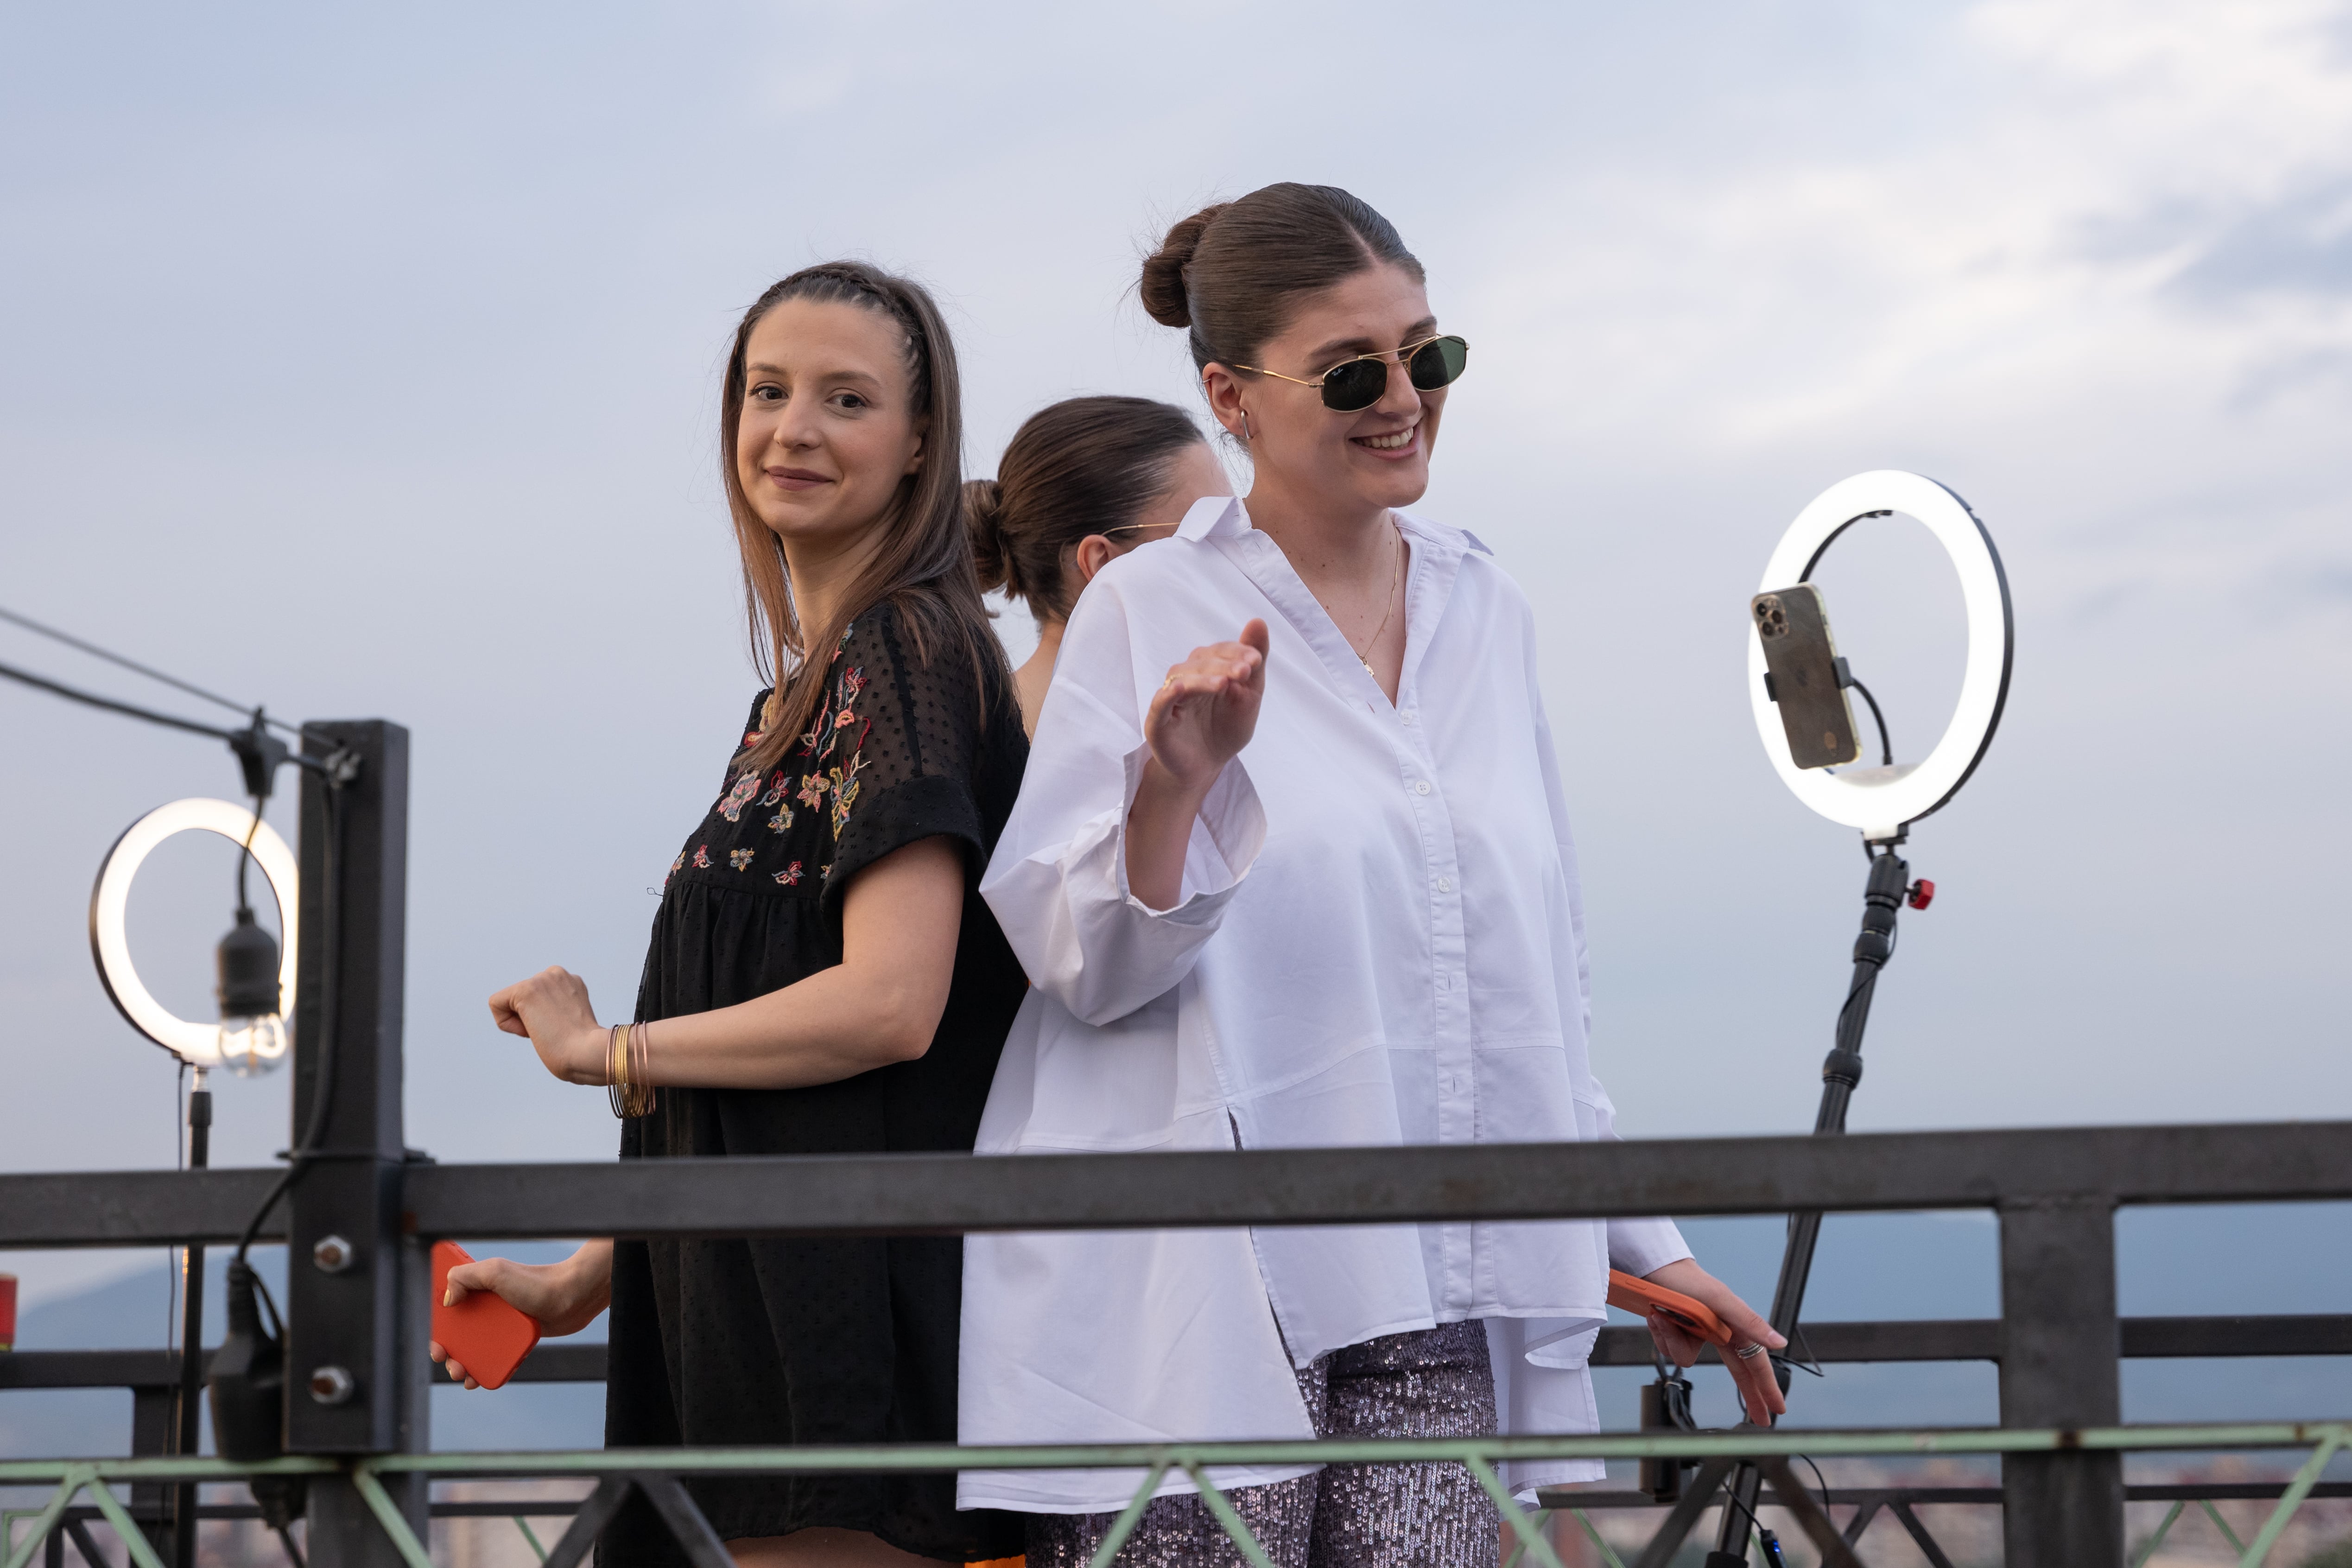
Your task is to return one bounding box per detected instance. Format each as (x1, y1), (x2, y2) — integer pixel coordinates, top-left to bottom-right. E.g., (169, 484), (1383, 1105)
(1025, 1323), (1501, 1568)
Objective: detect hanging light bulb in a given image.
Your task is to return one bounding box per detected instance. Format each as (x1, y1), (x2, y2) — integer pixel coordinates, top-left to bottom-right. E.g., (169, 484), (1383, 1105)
(216, 907), (288, 1077)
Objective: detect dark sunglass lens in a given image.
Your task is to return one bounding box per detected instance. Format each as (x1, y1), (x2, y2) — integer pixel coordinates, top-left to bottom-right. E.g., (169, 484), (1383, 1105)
(1321, 358), (1388, 412)
(1409, 336), (1469, 391)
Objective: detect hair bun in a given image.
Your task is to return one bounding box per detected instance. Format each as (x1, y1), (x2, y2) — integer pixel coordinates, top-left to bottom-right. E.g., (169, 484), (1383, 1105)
(1139, 204), (1226, 329)
(963, 478), (1014, 596)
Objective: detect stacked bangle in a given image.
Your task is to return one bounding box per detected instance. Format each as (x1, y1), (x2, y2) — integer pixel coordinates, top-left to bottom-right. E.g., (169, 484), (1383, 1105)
(607, 1020), (656, 1119)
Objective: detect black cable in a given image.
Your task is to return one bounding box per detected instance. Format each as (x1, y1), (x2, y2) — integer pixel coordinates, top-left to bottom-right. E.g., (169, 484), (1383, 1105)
(274, 1524), (306, 1568)
(0, 654), (244, 743)
(236, 778), (345, 1261)
(1794, 1452), (1832, 1513)
(0, 602), (322, 741)
(1847, 677), (1892, 767)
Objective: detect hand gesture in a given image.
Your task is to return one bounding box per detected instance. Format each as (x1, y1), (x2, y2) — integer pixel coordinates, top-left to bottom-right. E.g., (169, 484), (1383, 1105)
(1641, 1258), (1788, 1427)
(1145, 618), (1269, 791)
(487, 965), (603, 1085)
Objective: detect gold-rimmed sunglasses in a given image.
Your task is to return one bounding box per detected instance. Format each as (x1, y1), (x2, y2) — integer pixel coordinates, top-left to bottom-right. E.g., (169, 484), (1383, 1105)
(1234, 334), (1469, 413)
(1098, 519), (1182, 543)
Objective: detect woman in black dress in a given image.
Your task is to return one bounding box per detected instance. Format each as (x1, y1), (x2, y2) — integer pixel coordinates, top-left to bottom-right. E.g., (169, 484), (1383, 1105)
(433, 262), (1028, 1568)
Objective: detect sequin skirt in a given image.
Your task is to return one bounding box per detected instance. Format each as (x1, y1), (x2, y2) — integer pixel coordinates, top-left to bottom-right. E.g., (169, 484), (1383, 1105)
(1024, 1320), (1502, 1568)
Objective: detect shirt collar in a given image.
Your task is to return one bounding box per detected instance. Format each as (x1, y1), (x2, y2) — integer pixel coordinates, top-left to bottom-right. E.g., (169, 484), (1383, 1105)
(1183, 497), (1490, 558)
(1177, 495), (1247, 542)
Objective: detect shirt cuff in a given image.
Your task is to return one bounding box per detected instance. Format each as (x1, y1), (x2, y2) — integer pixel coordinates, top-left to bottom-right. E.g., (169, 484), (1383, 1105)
(1607, 1217), (1693, 1279)
(1110, 740), (1267, 920)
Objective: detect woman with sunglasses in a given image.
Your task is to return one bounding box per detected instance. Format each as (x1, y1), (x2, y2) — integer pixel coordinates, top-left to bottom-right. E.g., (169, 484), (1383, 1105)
(967, 396), (1230, 736)
(960, 184), (1784, 1567)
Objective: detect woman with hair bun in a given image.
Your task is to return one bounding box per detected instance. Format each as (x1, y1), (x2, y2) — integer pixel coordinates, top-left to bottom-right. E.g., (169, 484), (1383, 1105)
(966, 396), (1229, 736)
(961, 186), (1783, 1565)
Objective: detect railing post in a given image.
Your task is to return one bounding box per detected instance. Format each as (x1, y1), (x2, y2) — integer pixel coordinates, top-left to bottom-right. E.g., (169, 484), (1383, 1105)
(285, 721), (427, 1566)
(1998, 1194), (2123, 1564)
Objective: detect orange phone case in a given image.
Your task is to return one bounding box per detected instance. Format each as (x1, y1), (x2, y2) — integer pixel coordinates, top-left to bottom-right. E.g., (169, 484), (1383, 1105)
(1606, 1269), (1733, 1347)
(431, 1241), (541, 1390)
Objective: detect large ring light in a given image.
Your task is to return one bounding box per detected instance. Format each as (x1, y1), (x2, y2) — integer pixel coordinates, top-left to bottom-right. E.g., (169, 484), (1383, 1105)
(89, 798), (298, 1067)
(1747, 470), (2013, 840)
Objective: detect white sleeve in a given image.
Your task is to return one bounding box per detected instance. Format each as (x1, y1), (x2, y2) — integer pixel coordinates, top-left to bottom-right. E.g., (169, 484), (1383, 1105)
(981, 589), (1267, 1028)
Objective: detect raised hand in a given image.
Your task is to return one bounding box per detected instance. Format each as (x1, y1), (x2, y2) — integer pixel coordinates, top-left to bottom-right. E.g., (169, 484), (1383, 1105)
(1144, 618), (1269, 790)
(487, 965), (604, 1084)
(1124, 620), (1270, 911)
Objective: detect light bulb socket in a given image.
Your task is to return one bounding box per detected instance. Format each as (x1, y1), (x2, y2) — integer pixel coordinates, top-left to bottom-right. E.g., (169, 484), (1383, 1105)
(216, 908), (282, 1020)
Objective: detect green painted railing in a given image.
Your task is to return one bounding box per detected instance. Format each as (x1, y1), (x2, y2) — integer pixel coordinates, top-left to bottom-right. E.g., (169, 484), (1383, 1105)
(6, 1421), (2346, 1568)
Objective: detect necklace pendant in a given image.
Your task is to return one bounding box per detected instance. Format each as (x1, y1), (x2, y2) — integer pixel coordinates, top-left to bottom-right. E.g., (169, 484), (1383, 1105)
(1362, 659), (1376, 676)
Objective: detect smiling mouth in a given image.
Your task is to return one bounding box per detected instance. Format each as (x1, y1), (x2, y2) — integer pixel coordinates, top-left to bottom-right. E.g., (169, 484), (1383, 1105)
(767, 468), (831, 488)
(1354, 422), (1419, 452)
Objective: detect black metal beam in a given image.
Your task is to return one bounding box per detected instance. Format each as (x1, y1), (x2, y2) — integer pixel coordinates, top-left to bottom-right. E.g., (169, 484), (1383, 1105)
(0, 1168), (286, 1248)
(406, 1119), (2352, 1241)
(1998, 1196), (2123, 1566)
(5, 1312), (2342, 1393)
(5, 1120), (2347, 1251)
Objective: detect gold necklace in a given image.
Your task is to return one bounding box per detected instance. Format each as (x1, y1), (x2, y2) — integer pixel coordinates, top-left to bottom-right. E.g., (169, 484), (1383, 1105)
(1343, 518), (1405, 677)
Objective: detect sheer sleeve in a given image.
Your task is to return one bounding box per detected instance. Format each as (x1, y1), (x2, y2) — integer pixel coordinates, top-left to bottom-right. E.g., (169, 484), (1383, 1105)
(813, 604), (994, 914)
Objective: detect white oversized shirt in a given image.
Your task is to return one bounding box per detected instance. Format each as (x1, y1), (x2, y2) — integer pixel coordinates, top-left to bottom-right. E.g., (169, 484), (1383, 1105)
(959, 497), (1688, 1511)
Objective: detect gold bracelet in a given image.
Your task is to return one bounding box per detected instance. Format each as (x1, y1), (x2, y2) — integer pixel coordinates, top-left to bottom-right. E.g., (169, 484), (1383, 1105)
(616, 1021), (655, 1118)
(607, 1022), (627, 1119)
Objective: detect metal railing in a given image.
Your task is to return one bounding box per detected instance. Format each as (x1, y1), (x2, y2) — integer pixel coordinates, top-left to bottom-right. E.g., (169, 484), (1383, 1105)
(3, 719), (2348, 1568)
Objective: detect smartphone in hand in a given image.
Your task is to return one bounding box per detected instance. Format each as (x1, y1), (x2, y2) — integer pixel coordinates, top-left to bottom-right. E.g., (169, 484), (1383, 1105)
(431, 1241), (541, 1390)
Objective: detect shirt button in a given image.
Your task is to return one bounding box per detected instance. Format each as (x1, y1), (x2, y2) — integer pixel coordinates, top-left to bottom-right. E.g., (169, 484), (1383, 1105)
(1437, 876), (1452, 893)
(1414, 780), (1433, 796)
(1401, 712), (1417, 725)
(1435, 974), (1451, 992)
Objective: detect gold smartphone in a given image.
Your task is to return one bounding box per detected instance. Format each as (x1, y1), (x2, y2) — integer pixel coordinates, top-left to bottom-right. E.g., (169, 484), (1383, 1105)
(1753, 585), (1859, 769)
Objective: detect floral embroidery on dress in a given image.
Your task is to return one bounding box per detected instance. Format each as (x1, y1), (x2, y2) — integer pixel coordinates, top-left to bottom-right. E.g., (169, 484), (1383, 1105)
(791, 639), (875, 843)
(759, 770), (790, 808)
(664, 851), (685, 888)
(729, 847), (755, 871)
(767, 807), (793, 833)
(691, 844), (711, 870)
(718, 771), (761, 823)
(773, 861), (804, 886)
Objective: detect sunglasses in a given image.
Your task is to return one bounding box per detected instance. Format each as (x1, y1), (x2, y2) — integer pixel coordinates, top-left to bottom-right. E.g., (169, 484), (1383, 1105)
(1236, 334), (1469, 413)
(1098, 520), (1180, 543)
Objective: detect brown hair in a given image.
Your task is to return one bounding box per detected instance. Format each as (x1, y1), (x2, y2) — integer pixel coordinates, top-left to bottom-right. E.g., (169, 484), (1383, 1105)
(721, 261), (1006, 778)
(965, 397), (1207, 624)
(1139, 184), (1423, 378)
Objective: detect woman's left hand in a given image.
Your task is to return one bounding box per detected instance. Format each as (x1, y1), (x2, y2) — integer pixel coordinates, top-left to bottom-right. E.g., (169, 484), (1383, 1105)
(488, 965), (606, 1085)
(1641, 1257), (1788, 1427)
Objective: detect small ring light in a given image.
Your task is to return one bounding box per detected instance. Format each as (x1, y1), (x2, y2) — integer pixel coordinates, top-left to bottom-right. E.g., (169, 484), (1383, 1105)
(1747, 470), (2013, 840)
(89, 798), (298, 1067)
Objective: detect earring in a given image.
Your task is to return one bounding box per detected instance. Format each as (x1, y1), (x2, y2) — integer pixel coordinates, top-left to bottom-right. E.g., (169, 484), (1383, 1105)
(1239, 410), (1254, 442)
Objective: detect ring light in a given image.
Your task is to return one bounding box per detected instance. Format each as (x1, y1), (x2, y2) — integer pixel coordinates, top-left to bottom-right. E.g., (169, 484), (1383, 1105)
(1747, 471), (2013, 840)
(89, 798), (298, 1068)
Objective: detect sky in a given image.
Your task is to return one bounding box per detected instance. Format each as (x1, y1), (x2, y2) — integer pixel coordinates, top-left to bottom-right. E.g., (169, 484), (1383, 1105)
(2, 0), (2349, 1310)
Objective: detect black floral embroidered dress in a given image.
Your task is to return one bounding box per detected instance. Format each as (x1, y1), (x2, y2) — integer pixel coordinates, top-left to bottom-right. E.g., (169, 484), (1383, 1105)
(602, 604), (1029, 1566)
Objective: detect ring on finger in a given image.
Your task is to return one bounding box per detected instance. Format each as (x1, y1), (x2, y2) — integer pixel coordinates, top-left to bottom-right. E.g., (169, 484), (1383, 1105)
(1732, 1341), (1769, 1360)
